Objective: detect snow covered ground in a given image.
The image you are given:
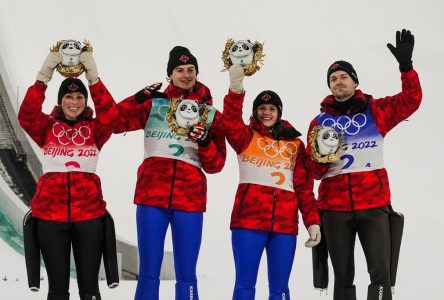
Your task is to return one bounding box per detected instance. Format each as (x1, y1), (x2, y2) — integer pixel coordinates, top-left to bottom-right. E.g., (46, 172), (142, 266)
(1, 0), (444, 299)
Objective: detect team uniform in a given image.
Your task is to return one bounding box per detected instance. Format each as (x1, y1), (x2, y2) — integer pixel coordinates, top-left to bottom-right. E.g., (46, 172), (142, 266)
(114, 81), (226, 300)
(18, 79), (118, 300)
(224, 90), (320, 300)
(307, 68), (422, 299)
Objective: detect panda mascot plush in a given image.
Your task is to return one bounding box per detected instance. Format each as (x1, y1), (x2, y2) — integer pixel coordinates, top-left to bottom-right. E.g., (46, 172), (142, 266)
(229, 40), (254, 66)
(309, 125), (342, 163)
(174, 99), (200, 128)
(59, 40), (82, 67)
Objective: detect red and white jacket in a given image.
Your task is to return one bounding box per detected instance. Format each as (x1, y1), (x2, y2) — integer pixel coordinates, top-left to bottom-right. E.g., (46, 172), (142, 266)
(18, 80), (118, 222)
(223, 90), (320, 235)
(113, 81), (226, 212)
(307, 69), (422, 211)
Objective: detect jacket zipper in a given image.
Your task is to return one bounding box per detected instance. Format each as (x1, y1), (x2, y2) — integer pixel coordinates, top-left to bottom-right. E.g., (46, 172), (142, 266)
(270, 188), (277, 231)
(347, 173), (354, 211)
(67, 172), (71, 222)
(168, 160), (177, 208)
(237, 184), (250, 217)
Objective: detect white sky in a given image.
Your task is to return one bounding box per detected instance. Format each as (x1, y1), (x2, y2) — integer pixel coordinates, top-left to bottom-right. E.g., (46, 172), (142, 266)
(1, 0), (443, 299)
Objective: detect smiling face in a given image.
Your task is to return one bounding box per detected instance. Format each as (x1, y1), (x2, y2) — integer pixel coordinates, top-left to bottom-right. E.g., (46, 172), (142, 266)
(169, 64), (197, 91)
(328, 70), (357, 102)
(257, 104), (279, 128)
(60, 92), (86, 120)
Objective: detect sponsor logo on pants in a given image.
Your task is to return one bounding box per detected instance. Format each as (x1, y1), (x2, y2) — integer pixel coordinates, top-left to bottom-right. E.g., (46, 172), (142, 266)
(378, 285), (384, 300)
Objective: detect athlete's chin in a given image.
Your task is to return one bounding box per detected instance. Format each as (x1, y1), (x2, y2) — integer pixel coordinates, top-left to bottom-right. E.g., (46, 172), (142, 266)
(262, 120), (277, 128)
(175, 81), (195, 91)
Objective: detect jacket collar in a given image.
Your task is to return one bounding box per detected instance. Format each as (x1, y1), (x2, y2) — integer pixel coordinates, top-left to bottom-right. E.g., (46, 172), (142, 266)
(320, 89), (369, 115)
(250, 117), (301, 140)
(163, 81), (213, 105)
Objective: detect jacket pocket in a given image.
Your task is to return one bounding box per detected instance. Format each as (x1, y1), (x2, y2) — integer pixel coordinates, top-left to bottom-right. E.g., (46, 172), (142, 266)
(375, 169), (384, 189)
(91, 175), (104, 200)
(34, 173), (53, 200)
(137, 161), (148, 184)
(237, 184), (250, 217)
(199, 169), (207, 198)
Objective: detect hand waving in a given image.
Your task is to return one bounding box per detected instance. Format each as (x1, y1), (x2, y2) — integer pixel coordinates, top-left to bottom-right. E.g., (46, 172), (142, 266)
(387, 29), (414, 72)
(134, 82), (167, 104)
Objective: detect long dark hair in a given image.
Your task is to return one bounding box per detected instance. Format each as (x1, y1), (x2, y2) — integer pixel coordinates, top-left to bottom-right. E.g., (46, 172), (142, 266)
(252, 109), (297, 140)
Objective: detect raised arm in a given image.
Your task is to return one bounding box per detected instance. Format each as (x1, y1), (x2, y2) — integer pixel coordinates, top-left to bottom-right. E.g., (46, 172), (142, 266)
(222, 65), (253, 154)
(18, 52), (62, 146)
(113, 84), (161, 133)
(89, 80), (118, 149)
(373, 29), (422, 135)
(79, 52), (118, 149)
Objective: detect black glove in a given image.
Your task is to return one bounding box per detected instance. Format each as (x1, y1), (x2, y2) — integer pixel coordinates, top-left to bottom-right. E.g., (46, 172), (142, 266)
(387, 29), (414, 72)
(188, 124), (211, 147)
(134, 82), (167, 104)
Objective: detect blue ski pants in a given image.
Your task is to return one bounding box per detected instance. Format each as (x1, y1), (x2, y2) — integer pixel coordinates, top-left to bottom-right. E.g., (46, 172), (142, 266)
(135, 205), (203, 300)
(232, 228), (297, 300)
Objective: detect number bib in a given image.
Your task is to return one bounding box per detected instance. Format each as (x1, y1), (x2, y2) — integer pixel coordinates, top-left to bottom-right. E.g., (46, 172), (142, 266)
(42, 122), (100, 173)
(143, 98), (215, 168)
(316, 105), (384, 178)
(237, 130), (300, 192)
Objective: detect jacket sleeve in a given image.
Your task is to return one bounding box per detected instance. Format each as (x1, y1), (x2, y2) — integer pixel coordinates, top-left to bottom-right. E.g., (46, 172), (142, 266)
(18, 81), (51, 147)
(293, 142), (320, 229)
(222, 90), (253, 154)
(198, 110), (226, 174)
(113, 95), (152, 134)
(305, 119), (330, 180)
(89, 80), (119, 149)
(370, 69), (422, 136)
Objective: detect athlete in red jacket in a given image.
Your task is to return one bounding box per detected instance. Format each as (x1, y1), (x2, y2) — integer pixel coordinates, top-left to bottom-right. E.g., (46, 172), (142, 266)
(113, 46), (226, 300)
(306, 29), (422, 300)
(224, 65), (320, 300)
(18, 51), (118, 300)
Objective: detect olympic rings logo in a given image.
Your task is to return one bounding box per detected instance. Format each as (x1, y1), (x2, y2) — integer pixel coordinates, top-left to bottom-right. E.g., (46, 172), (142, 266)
(257, 138), (298, 159)
(52, 122), (91, 146)
(321, 113), (367, 136)
(158, 104), (170, 118)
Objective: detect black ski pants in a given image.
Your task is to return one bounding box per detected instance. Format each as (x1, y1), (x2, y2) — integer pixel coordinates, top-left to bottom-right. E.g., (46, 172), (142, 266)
(37, 217), (104, 300)
(322, 208), (392, 300)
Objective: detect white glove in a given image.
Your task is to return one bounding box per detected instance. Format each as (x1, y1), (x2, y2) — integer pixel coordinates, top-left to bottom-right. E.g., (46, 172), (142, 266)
(305, 224), (321, 248)
(36, 52), (62, 84)
(229, 65), (245, 93)
(79, 52), (99, 85)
